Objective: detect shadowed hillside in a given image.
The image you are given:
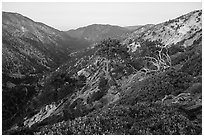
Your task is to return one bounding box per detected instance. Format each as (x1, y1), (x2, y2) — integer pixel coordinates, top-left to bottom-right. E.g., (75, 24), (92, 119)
(2, 10), (202, 135)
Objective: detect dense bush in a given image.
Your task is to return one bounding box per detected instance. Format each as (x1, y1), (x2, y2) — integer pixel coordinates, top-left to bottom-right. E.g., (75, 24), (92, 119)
(3, 37), (202, 135)
(96, 38), (130, 60)
(135, 40), (164, 58)
(128, 103), (201, 135)
(32, 72), (86, 109)
(180, 53), (202, 76)
(32, 63), (202, 135)
(36, 101), (201, 135)
(2, 73), (40, 131)
(168, 44), (185, 55)
(87, 77), (109, 104)
(118, 69), (194, 105)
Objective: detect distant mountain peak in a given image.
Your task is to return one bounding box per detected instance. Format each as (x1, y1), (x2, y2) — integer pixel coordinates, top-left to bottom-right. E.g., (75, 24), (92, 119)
(66, 24), (132, 43)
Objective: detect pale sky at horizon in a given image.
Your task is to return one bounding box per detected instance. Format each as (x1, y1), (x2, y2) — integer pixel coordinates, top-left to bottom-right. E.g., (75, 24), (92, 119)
(2, 2), (201, 31)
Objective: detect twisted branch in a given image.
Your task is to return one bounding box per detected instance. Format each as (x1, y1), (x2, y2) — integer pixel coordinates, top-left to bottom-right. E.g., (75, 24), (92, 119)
(138, 46), (171, 75)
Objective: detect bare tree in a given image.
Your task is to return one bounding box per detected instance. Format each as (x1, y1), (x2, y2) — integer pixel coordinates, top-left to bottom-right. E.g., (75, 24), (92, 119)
(138, 45), (171, 75)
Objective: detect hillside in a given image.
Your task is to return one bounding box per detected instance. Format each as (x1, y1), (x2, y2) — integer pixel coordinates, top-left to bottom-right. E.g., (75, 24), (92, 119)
(2, 11), (90, 131)
(125, 10), (202, 48)
(2, 10), (202, 135)
(2, 12), (91, 75)
(66, 24), (131, 43)
(5, 37), (202, 135)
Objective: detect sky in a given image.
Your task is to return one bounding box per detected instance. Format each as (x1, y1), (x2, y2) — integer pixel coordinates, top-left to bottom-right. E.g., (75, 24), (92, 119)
(2, 2), (202, 31)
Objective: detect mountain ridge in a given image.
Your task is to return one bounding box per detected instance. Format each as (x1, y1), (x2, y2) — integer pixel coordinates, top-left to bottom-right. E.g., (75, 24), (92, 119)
(125, 10), (202, 48)
(2, 11), (91, 75)
(66, 24), (132, 43)
(2, 9), (202, 135)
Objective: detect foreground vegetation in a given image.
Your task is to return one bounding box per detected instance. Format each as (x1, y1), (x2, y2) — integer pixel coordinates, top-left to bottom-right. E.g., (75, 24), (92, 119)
(3, 38), (202, 135)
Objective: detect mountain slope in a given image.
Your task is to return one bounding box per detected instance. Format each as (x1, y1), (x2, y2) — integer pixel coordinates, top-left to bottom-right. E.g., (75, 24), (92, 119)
(3, 10), (202, 135)
(66, 24), (131, 43)
(5, 36), (202, 135)
(125, 10), (202, 48)
(2, 12), (91, 75)
(2, 12), (90, 131)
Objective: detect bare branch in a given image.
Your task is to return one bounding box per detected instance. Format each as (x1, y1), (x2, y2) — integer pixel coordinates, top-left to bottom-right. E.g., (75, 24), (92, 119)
(138, 45), (171, 75)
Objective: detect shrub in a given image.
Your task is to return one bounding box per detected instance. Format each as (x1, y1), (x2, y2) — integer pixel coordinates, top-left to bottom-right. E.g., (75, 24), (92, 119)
(118, 69), (194, 105)
(95, 38), (130, 60)
(36, 102), (201, 135)
(180, 53), (202, 76)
